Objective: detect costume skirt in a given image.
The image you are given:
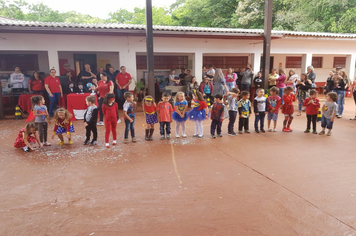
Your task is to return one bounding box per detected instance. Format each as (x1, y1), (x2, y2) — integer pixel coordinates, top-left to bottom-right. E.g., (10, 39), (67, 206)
(188, 108), (206, 121)
(172, 111), (188, 122)
(297, 89), (309, 100)
(55, 123), (75, 134)
(145, 113), (158, 124)
(14, 135), (36, 148)
(282, 104), (294, 115)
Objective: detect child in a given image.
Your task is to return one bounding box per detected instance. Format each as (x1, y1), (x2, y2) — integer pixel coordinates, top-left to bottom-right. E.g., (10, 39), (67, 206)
(143, 95), (158, 141)
(267, 86), (282, 132)
(225, 87), (240, 136)
(281, 86), (295, 132)
(253, 72), (263, 97)
(210, 94), (225, 138)
(14, 123), (41, 152)
(31, 95), (51, 146)
(319, 92), (338, 136)
(188, 90), (208, 138)
(253, 88), (268, 133)
(172, 91), (188, 138)
(156, 92), (173, 139)
(237, 91), (251, 134)
(199, 76), (214, 107)
(303, 89), (320, 134)
(52, 108), (75, 145)
(168, 69), (179, 86)
(123, 92), (136, 143)
(102, 93), (118, 148)
(84, 95), (98, 145)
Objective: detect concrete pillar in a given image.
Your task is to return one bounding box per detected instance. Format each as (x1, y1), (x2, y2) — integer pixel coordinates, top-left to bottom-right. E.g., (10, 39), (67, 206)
(47, 50), (60, 76)
(251, 52), (261, 75)
(301, 53), (312, 73)
(345, 54), (356, 82)
(194, 51), (203, 83)
(119, 50), (137, 91)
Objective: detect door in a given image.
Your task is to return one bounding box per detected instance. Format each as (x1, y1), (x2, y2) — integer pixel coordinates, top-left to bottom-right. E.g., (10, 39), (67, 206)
(73, 54), (97, 75)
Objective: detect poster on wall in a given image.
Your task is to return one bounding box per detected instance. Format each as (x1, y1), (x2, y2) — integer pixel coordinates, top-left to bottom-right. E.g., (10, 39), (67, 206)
(143, 70), (170, 91)
(97, 59), (111, 70)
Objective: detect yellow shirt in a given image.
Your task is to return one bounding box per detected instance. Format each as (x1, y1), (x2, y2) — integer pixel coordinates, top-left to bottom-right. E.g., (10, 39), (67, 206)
(269, 74), (279, 86)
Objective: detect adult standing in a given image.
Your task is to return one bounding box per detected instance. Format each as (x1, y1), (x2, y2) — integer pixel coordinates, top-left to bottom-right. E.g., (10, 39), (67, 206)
(96, 67), (104, 81)
(78, 64), (96, 88)
(29, 71), (45, 95)
(324, 70), (335, 94)
(107, 66), (119, 83)
(115, 66), (132, 109)
(276, 69), (286, 104)
(179, 68), (187, 85)
(185, 69), (193, 84)
(332, 70), (349, 118)
(44, 69), (63, 117)
(10, 66), (25, 90)
(212, 68), (228, 96)
(93, 72), (114, 125)
(240, 63), (254, 92)
(21, 69), (31, 92)
(206, 65), (215, 80)
(268, 68), (279, 89)
(225, 67), (237, 91)
(307, 66), (316, 88)
(296, 73), (311, 116)
(60, 63), (77, 84)
(285, 69), (299, 93)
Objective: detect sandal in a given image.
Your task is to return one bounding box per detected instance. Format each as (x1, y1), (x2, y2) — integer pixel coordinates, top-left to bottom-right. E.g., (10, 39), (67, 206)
(350, 117), (356, 120)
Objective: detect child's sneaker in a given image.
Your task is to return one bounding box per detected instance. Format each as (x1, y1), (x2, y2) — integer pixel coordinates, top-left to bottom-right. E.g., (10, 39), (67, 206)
(59, 141), (64, 145)
(245, 130), (250, 133)
(117, 119), (121, 124)
(176, 135), (180, 138)
(182, 134), (187, 138)
(312, 130), (317, 134)
(260, 129), (266, 133)
(210, 134), (216, 139)
(105, 143), (110, 148)
(255, 130), (260, 133)
(84, 140), (90, 145)
(231, 131), (237, 136)
(123, 139), (128, 144)
(327, 130), (332, 136)
(90, 140), (97, 145)
(227, 132), (233, 136)
(217, 134), (222, 137)
(282, 128), (288, 132)
(238, 130), (243, 134)
(22, 146), (30, 152)
(112, 140), (117, 145)
(97, 121), (104, 126)
(160, 135), (165, 140)
(287, 127), (293, 132)
(319, 130), (325, 135)
(304, 129), (310, 133)
(272, 129), (277, 132)
(44, 142), (51, 146)
(198, 135), (203, 138)
(267, 128), (272, 132)
(166, 134), (170, 140)
(192, 134), (198, 138)
(68, 140), (73, 145)
(132, 138), (137, 143)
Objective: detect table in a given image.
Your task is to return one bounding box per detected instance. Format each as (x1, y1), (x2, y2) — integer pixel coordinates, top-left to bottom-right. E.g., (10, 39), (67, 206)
(18, 93), (65, 114)
(66, 93), (98, 121)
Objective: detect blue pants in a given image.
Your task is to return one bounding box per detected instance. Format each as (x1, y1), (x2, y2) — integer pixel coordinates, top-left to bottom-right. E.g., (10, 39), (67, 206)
(117, 88), (128, 109)
(278, 87), (284, 105)
(160, 122), (171, 135)
(321, 115), (333, 130)
(228, 110), (237, 133)
(254, 113), (266, 130)
(211, 119), (222, 135)
(124, 119), (135, 139)
(241, 84), (250, 92)
(48, 92), (60, 117)
(226, 82), (235, 92)
(335, 90), (345, 115)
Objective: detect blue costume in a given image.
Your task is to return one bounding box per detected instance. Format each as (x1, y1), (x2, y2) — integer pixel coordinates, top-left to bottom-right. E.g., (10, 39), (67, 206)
(172, 101), (188, 122)
(188, 100), (208, 121)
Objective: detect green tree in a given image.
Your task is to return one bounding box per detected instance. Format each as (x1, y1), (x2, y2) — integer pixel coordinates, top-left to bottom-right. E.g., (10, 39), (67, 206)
(0, 0), (27, 20)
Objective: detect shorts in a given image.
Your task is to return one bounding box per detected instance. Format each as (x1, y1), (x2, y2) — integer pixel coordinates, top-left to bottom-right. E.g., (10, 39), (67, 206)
(267, 112), (278, 121)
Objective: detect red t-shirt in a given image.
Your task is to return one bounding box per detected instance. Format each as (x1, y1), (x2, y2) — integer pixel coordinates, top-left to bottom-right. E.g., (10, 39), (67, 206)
(30, 79), (45, 91)
(45, 76), (61, 93)
(303, 97), (320, 115)
(97, 80), (114, 98)
(156, 102), (173, 122)
(195, 100), (208, 110)
(115, 73), (132, 89)
(144, 104), (156, 114)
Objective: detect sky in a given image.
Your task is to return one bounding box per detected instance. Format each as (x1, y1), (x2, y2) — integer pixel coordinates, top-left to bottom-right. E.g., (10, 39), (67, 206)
(20, 0), (178, 19)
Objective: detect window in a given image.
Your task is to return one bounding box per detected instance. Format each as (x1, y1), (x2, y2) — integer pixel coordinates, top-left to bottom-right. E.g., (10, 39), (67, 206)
(333, 57), (346, 68)
(312, 57), (323, 68)
(203, 56), (248, 69)
(136, 55), (188, 70)
(0, 54), (39, 71)
(286, 57), (302, 68)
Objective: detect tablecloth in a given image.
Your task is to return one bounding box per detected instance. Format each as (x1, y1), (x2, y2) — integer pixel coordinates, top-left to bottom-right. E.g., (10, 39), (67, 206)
(66, 93), (98, 121)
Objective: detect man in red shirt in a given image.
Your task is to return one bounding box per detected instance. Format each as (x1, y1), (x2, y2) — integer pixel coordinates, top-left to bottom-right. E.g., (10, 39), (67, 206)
(115, 66), (132, 109)
(44, 69), (63, 117)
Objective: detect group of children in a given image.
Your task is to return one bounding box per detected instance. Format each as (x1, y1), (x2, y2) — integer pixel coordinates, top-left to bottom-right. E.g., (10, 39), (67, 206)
(14, 86), (339, 151)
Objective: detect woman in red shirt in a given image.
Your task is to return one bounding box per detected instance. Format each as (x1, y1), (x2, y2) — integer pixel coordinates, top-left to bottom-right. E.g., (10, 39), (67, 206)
(93, 72), (114, 125)
(29, 71), (45, 94)
(44, 69), (63, 117)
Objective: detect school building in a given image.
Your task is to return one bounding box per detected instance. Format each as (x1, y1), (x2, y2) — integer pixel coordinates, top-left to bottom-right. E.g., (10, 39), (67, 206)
(1, 16), (356, 91)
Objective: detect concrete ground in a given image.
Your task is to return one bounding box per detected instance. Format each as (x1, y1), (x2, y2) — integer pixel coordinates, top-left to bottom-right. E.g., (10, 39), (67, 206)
(1, 97), (356, 236)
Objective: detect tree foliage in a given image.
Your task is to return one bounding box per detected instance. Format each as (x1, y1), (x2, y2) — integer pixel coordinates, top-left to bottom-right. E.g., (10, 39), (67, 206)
(1, 0), (356, 33)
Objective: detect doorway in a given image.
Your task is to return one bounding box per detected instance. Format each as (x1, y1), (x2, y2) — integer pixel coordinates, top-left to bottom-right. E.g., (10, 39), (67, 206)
(74, 54), (97, 75)
(260, 56), (274, 74)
